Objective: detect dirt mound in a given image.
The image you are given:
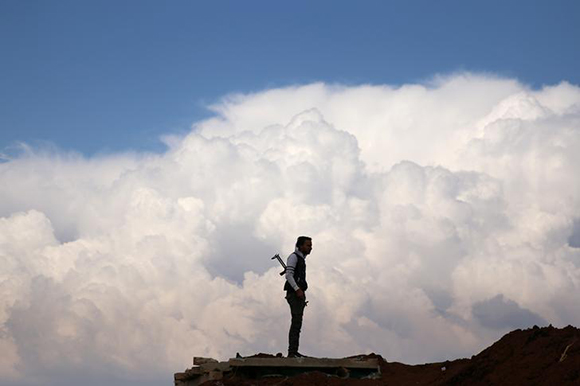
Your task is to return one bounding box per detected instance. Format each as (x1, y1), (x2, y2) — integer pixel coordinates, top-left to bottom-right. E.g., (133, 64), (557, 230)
(199, 325), (580, 385)
(445, 325), (580, 385)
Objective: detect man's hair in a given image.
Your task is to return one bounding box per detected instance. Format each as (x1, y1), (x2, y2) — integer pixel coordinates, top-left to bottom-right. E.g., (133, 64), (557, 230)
(295, 236), (312, 248)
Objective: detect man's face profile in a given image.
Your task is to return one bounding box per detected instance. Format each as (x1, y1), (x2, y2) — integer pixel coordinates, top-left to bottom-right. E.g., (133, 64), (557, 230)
(299, 240), (312, 256)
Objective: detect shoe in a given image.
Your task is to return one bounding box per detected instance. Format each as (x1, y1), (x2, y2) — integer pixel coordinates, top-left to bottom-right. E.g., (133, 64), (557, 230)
(288, 352), (307, 358)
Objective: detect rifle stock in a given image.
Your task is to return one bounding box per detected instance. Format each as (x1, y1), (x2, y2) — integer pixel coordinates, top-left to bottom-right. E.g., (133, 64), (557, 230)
(271, 254), (287, 275)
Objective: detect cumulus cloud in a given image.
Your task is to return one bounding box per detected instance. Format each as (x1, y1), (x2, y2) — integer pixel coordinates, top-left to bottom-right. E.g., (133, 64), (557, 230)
(1, 73), (580, 385)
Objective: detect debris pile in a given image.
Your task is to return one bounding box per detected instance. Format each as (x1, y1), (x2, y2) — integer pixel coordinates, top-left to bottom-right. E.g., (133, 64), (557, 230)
(175, 325), (580, 385)
(175, 354), (380, 385)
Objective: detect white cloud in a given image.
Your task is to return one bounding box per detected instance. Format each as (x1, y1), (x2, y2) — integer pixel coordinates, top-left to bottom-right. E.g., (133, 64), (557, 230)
(0, 73), (579, 384)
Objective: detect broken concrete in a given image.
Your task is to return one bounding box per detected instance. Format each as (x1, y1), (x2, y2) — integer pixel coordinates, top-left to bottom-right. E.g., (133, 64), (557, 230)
(229, 356), (379, 369)
(174, 355), (380, 385)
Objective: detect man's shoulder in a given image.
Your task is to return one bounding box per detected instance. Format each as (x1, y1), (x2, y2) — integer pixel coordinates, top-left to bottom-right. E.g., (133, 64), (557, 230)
(288, 251), (304, 261)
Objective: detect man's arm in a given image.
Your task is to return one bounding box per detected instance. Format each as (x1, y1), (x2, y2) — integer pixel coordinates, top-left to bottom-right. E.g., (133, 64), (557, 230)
(285, 253), (300, 291)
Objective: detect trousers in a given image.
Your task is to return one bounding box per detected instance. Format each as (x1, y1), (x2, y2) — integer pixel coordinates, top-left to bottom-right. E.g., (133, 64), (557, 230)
(286, 291), (306, 355)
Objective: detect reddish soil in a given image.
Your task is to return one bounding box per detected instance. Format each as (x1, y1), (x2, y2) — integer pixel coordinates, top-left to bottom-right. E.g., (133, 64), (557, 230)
(202, 325), (580, 385)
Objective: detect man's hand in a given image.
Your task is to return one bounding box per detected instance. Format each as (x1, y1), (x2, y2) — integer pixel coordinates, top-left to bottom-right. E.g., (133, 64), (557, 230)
(296, 288), (305, 299)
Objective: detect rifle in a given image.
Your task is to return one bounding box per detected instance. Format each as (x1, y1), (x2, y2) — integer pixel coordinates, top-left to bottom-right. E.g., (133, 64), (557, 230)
(271, 254), (287, 275)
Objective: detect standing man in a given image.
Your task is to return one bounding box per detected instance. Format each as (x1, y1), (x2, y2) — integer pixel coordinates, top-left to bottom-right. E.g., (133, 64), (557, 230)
(284, 236), (312, 358)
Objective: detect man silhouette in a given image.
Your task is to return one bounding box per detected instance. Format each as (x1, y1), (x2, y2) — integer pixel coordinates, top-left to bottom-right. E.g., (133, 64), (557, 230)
(284, 236), (312, 358)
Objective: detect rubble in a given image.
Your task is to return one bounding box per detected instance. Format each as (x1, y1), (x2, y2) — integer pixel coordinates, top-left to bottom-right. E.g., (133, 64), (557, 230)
(174, 355), (380, 385)
(175, 325), (580, 385)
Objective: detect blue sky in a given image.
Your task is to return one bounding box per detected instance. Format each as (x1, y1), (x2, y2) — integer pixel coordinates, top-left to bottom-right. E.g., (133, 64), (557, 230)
(2, 2), (580, 385)
(1, 0), (579, 155)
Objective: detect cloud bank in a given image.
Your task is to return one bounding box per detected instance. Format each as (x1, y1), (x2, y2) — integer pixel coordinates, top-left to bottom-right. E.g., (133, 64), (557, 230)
(1, 74), (580, 385)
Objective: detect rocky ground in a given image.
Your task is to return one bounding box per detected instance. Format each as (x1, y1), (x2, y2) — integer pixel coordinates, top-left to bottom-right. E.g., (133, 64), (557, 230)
(200, 325), (580, 385)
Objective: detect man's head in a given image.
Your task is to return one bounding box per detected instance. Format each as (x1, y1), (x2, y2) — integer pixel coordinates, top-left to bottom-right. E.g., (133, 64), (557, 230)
(296, 236), (313, 256)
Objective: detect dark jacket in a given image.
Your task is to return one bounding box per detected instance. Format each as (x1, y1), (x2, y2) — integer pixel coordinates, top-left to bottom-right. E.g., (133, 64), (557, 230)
(284, 252), (308, 292)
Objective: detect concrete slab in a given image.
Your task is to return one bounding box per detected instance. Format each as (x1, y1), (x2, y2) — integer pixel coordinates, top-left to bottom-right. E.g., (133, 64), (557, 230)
(229, 356), (379, 369)
(193, 357), (218, 365)
(175, 355), (380, 385)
